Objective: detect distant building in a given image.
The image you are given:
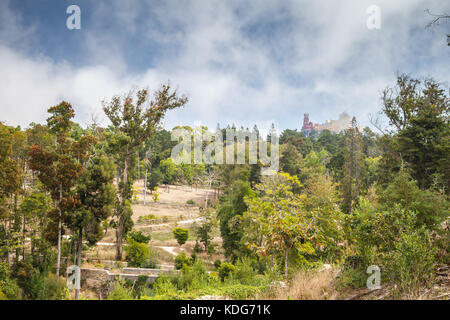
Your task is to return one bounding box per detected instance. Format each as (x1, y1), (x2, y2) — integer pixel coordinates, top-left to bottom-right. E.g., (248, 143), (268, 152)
(301, 112), (352, 136)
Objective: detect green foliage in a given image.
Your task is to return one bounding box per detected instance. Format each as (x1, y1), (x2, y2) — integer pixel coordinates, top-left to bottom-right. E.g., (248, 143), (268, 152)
(160, 158), (181, 185)
(381, 75), (450, 190)
(152, 187), (159, 202)
(125, 238), (150, 267)
(218, 262), (236, 281)
(173, 228), (189, 246)
(147, 169), (163, 191)
(341, 117), (366, 214)
(217, 180), (255, 260)
(186, 199), (195, 205)
(137, 214), (158, 223)
(385, 229), (436, 295)
(0, 263), (20, 300)
(29, 273), (69, 300)
(174, 252), (193, 270)
(194, 209), (215, 251)
(128, 230), (151, 244)
(108, 281), (133, 300)
(233, 257), (257, 285)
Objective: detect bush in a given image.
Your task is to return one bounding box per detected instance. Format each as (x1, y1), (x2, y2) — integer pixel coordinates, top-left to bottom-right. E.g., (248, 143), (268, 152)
(173, 228), (189, 246)
(186, 199), (195, 205)
(0, 263), (20, 300)
(218, 262), (236, 281)
(41, 274), (69, 300)
(174, 252), (193, 270)
(128, 230), (151, 244)
(207, 244), (216, 255)
(385, 229), (436, 295)
(125, 238), (150, 267)
(152, 188), (160, 202)
(26, 272), (69, 300)
(234, 257), (257, 285)
(214, 259), (222, 269)
(108, 281), (133, 300)
(151, 275), (179, 298)
(193, 242), (202, 253)
(137, 214), (158, 223)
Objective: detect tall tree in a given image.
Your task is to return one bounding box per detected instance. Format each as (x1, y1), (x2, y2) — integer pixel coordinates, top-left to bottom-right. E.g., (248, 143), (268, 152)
(103, 84), (187, 260)
(0, 123), (21, 264)
(341, 117), (365, 214)
(381, 75), (450, 190)
(64, 147), (115, 299)
(244, 173), (315, 280)
(28, 101), (80, 277)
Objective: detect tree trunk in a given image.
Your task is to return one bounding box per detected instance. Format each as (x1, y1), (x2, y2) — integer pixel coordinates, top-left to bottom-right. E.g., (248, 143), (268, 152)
(115, 216), (123, 261)
(22, 211), (26, 259)
(115, 154), (129, 261)
(284, 248), (289, 282)
(14, 193), (20, 262)
(75, 227), (82, 300)
(144, 169), (147, 205)
(56, 183), (62, 278)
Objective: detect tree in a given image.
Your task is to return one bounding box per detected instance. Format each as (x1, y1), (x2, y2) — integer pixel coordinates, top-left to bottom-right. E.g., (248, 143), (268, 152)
(244, 173), (316, 280)
(28, 101), (80, 277)
(173, 228), (189, 247)
(425, 10), (450, 45)
(341, 117), (366, 214)
(64, 149), (116, 299)
(103, 84), (187, 260)
(380, 75), (449, 190)
(303, 173), (345, 260)
(194, 209), (215, 252)
(217, 180), (255, 261)
(0, 123), (21, 264)
(280, 143), (302, 177)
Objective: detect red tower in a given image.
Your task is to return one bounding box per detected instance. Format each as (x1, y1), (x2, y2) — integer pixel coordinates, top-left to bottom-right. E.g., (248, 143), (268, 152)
(302, 113), (313, 131)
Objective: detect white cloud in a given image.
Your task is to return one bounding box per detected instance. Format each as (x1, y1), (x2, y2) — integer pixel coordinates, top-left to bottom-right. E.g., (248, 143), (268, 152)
(0, 0), (448, 131)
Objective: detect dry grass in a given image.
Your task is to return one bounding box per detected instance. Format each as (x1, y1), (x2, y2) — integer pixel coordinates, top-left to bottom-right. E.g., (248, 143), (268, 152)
(269, 268), (339, 300)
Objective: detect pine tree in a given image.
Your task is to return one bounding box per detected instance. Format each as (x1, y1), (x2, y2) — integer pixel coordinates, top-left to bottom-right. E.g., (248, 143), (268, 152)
(341, 117), (365, 214)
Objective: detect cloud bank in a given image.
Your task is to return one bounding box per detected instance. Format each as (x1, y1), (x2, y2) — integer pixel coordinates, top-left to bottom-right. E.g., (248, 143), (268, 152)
(0, 0), (448, 131)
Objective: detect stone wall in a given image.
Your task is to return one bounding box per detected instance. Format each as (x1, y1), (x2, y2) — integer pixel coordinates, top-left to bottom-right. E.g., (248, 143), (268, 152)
(80, 267), (175, 299)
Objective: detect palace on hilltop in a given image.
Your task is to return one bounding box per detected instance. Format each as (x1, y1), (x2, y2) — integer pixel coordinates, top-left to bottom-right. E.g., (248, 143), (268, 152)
(301, 112), (352, 136)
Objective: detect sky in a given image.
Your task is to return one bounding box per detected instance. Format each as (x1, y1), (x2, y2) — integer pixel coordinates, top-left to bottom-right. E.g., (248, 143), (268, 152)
(0, 0), (448, 132)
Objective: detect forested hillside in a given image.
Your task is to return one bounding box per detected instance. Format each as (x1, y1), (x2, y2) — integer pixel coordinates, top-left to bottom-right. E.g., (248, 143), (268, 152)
(0, 75), (448, 300)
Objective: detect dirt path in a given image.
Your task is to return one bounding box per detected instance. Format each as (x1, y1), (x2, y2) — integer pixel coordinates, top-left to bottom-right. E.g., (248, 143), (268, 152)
(156, 246), (182, 256)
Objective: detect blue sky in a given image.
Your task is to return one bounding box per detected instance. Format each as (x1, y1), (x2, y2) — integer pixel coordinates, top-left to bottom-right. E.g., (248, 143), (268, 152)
(0, 0), (448, 132)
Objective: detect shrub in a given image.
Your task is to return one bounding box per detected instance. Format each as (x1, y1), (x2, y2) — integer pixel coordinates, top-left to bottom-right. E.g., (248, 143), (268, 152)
(174, 252), (193, 270)
(125, 238), (150, 267)
(207, 244), (216, 255)
(173, 228), (189, 246)
(385, 229), (436, 296)
(108, 281), (133, 300)
(41, 274), (69, 300)
(234, 257), (257, 285)
(27, 272), (69, 300)
(151, 275), (178, 298)
(138, 214), (158, 223)
(221, 284), (261, 299)
(193, 242), (202, 253)
(218, 262), (236, 281)
(152, 188), (160, 202)
(0, 263), (20, 300)
(186, 199), (195, 205)
(214, 259), (222, 269)
(128, 230), (151, 244)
